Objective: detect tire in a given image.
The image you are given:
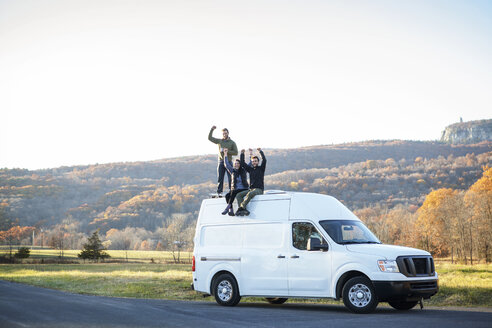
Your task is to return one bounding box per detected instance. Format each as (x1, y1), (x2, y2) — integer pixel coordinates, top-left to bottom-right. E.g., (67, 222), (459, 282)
(342, 276), (378, 314)
(265, 298), (288, 305)
(212, 273), (241, 306)
(388, 300), (419, 310)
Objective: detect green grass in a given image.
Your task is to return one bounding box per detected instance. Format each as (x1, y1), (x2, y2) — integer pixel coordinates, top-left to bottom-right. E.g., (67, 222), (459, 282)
(0, 247), (192, 263)
(0, 263), (201, 300)
(0, 249), (491, 307)
(427, 263), (492, 307)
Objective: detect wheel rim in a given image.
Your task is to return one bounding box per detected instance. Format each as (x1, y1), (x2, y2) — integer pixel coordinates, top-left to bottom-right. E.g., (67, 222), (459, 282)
(217, 280), (233, 302)
(348, 283), (372, 308)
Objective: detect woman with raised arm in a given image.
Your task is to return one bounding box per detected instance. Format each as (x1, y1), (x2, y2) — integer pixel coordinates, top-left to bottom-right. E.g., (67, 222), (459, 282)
(221, 148), (249, 216)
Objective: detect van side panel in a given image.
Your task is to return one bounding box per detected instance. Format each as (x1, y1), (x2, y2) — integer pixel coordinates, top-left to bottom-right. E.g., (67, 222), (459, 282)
(240, 222), (289, 296)
(194, 224), (242, 293)
(200, 224), (242, 248)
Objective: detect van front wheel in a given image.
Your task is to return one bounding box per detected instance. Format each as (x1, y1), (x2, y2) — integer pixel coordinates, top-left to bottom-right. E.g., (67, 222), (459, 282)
(342, 277), (378, 314)
(212, 273), (241, 306)
(266, 298), (288, 305)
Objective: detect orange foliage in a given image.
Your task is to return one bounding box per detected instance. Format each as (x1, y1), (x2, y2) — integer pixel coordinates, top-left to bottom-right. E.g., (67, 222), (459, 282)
(416, 188), (459, 256)
(464, 166), (492, 262)
(105, 228), (120, 238)
(0, 225), (35, 242)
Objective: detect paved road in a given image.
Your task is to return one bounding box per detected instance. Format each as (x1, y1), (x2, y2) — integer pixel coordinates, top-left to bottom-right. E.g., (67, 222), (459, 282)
(0, 281), (491, 328)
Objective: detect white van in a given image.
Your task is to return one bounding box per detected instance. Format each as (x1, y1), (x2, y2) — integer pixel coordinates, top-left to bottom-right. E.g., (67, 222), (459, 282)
(191, 191), (438, 313)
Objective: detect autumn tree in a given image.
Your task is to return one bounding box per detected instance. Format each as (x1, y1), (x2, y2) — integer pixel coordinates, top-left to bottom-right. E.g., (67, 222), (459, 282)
(356, 206), (417, 247)
(465, 166), (492, 262)
(106, 228), (131, 261)
(46, 225), (68, 259)
(162, 214), (194, 263)
(415, 188), (463, 257)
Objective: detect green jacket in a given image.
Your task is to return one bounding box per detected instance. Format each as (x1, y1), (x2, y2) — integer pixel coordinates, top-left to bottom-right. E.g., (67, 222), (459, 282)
(208, 128), (238, 161)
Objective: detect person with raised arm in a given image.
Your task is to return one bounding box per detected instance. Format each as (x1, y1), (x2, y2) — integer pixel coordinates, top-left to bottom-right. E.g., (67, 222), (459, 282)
(235, 148), (267, 216)
(221, 148), (249, 216)
(208, 126), (238, 196)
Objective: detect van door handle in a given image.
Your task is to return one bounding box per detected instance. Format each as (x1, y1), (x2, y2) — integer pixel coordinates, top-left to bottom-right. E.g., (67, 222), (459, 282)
(291, 255), (300, 259)
(277, 255), (286, 259)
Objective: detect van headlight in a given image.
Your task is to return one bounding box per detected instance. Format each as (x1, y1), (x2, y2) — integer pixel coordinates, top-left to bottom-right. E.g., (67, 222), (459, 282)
(378, 260), (399, 273)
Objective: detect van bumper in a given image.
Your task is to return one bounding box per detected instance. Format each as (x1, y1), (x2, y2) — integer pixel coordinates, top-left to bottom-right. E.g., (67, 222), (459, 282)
(373, 279), (438, 302)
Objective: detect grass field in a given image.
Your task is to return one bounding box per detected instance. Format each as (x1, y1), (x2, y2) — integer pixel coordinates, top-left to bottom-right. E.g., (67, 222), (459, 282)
(0, 246), (193, 264)
(0, 248), (491, 307)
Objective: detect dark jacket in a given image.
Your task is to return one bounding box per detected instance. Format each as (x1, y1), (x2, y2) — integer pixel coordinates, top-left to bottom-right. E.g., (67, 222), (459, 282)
(240, 150), (266, 190)
(224, 160), (249, 191)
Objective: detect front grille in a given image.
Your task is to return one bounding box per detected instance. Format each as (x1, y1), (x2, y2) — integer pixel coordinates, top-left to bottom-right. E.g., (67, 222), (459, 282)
(413, 258), (427, 274)
(396, 256), (435, 277)
(410, 281), (438, 290)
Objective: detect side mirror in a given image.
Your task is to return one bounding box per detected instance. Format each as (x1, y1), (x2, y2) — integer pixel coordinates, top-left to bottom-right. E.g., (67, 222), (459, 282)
(307, 237), (328, 251)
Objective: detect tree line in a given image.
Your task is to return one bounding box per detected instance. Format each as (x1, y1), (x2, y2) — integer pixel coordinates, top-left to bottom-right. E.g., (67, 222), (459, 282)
(1, 166), (490, 263)
(1, 141), (491, 262)
(356, 167), (491, 263)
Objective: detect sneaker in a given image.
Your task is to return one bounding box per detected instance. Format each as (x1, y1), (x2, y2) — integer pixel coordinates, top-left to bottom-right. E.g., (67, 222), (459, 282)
(228, 208), (235, 216)
(243, 209), (250, 216)
(236, 208), (245, 216)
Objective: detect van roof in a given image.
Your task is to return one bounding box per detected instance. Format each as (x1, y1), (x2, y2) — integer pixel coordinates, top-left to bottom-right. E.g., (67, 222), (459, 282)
(199, 191), (359, 223)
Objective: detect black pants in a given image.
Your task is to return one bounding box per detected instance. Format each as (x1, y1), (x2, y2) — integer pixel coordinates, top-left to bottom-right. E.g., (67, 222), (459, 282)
(225, 188), (248, 205)
(217, 160), (231, 194)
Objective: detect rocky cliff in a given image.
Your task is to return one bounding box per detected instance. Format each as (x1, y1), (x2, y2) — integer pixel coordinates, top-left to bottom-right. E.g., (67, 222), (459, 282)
(441, 119), (492, 144)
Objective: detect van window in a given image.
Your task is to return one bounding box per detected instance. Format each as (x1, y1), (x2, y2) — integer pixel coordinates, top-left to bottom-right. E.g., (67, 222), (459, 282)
(292, 222), (326, 250)
(319, 220), (380, 245)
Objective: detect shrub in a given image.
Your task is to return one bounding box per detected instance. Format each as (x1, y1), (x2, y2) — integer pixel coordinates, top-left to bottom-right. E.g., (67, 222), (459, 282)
(14, 247), (30, 259)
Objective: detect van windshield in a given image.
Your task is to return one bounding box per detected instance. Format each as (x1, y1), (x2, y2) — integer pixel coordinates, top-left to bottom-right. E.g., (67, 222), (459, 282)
(319, 220), (381, 245)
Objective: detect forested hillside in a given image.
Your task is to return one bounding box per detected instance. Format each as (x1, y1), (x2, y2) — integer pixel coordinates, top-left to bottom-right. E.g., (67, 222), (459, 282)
(1, 140), (491, 261)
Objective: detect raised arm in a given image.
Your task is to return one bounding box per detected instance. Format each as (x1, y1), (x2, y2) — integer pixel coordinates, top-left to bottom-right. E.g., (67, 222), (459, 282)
(248, 148), (253, 166)
(240, 150), (251, 172)
(258, 148), (266, 169)
(223, 149), (234, 174)
(208, 126), (220, 144)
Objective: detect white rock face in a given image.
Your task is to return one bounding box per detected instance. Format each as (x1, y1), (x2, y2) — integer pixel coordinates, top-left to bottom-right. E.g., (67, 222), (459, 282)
(441, 119), (492, 144)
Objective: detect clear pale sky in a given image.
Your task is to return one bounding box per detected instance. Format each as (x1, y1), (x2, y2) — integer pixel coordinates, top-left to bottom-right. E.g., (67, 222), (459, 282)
(1, 0), (491, 170)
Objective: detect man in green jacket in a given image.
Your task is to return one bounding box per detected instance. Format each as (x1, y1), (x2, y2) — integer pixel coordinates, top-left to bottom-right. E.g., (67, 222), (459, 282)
(208, 126), (238, 195)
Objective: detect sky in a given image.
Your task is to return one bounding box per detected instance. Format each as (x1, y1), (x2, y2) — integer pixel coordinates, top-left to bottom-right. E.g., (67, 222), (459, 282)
(0, 0), (491, 170)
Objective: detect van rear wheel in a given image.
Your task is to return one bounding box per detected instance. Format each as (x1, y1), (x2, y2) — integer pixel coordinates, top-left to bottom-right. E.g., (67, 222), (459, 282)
(342, 276), (378, 314)
(212, 273), (241, 306)
(388, 300), (419, 310)
(266, 298), (288, 305)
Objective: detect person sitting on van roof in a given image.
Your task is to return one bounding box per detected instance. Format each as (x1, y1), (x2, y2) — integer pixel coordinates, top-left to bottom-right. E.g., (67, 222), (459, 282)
(208, 125), (238, 195)
(235, 148), (267, 216)
(221, 148), (249, 216)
